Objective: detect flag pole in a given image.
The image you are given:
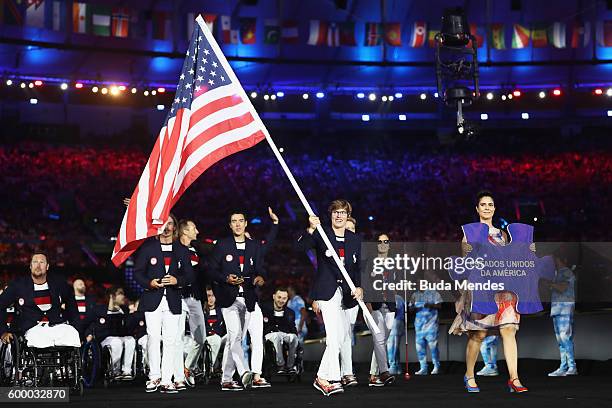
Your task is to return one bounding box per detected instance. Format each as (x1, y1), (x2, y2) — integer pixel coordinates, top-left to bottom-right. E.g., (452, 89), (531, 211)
(195, 15), (379, 334)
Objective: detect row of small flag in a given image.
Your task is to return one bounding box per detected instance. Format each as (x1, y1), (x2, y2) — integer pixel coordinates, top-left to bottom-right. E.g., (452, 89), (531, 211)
(2, 1), (611, 48)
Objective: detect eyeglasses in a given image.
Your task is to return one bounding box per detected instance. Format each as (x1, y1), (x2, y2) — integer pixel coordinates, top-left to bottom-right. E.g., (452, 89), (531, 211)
(331, 210), (348, 216)
(378, 240), (390, 244)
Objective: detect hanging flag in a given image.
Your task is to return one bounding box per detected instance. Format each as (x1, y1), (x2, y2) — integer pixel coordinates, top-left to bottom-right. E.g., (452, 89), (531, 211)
(410, 21), (427, 47)
(25, 0), (46, 28)
(548, 22), (566, 48)
(339, 21), (356, 46)
(308, 20), (328, 46)
(187, 13), (216, 39)
(384, 22), (401, 46)
(152, 11), (171, 40)
(51, 0), (64, 31)
(264, 18), (280, 44)
(364, 22), (382, 46)
(220, 15), (238, 44)
(531, 24), (548, 48)
(490, 23), (506, 49)
(91, 5), (111, 36)
(111, 18), (266, 267)
(281, 20), (299, 43)
(130, 10), (147, 39)
(512, 23), (530, 48)
(596, 20), (612, 47)
(326, 22), (340, 46)
(570, 21), (590, 48)
(467, 23), (484, 48)
(240, 17), (256, 44)
(72, 1), (87, 33)
(111, 8), (130, 38)
(428, 28), (439, 47)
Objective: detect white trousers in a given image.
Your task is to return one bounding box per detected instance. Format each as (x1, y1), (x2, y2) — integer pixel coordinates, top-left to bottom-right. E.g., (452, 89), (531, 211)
(244, 302), (264, 375)
(369, 307), (395, 375)
(25, 323), (80, 348)
(173, 300), (188, 383)
(101, 336), (136, 375)
(316, 288), (348, 381)
(145, 296), (181, 385)
(137, 335), (148, 368)
(183, 297), (206, 371)
(221, 298), (250, 383)
(206, 334), (226, 368)
(340, 304), (358, 376)
(265, 332), (298, 368)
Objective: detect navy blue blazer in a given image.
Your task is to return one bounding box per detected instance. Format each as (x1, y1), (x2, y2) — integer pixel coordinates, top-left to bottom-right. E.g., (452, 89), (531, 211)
(295, 226), (362, 303)
(86, 305), (129, 342)
(208, 236), (266, 312)
(0, 275), (79, 333)
(133, 238), (194, 315)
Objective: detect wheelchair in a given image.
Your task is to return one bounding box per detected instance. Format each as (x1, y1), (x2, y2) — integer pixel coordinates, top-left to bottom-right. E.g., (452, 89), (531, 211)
(81, 338), (145, 388)
(262, 338), (304, 383)
(192, 339), (224, 384)
(0, 333), (84, 395)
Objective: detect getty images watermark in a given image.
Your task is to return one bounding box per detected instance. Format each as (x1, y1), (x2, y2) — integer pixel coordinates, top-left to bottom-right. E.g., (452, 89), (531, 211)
(359, 241), (602, 303)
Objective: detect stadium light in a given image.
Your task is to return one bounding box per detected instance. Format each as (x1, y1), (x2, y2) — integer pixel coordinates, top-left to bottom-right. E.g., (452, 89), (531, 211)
(398, 114), (407, 121)
(513, 90), (521, 97)
(316, 92), (325, 99)
(480, 113), (488, 120)
(486, 92), (494, 100)
(368, 93), (376, 101)
(5, 79), (12, 86)
(606, 88), (612, 96)
(420, 93), (427, 100)
(382, 96), (388, 102)
(263, 94), (270, 100)
(75, 83), (84, 89)
(270, 94), (277, 100)
(276, 91), (284, 98)
(250, 91), (257, 98)
(302, 93), (309, 99)
(538, 91), (546, 99)
(131, 87), (137, 93)
(29, 98), (38, 104)
(361, 114), (370, 122)
(357, 92), (365, 99)
(394, 92), (403, 98)
(594, 88), (603, 95)
(34, 80), (43, 86)
(156, 104), (164, 111)
(92, 86), (99, 93)
(552, 88), (561, 96)
(521, 112), (529, 120)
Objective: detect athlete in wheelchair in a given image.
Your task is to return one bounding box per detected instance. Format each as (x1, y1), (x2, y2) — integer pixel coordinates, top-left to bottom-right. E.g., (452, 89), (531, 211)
(85, 286), (137, 387)
(261, 287), (304, 382)
(0, 253), (84, 394)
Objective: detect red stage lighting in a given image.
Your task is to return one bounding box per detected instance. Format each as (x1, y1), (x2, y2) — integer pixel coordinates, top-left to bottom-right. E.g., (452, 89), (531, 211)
(552, 89), (561, 96)
(512, 90), (521, 97)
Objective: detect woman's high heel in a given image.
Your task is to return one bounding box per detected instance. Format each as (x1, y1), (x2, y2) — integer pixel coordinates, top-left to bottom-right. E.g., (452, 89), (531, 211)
(464, 376), (480, 393)
(507, 378), (528, 393)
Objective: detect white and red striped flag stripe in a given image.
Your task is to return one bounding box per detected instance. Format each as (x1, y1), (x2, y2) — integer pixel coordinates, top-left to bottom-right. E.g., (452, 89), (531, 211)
(111, 15), (266, 266)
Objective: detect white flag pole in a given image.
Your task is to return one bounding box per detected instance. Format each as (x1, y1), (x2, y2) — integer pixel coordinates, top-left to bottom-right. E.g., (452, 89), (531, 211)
(195, 15), (379, 333)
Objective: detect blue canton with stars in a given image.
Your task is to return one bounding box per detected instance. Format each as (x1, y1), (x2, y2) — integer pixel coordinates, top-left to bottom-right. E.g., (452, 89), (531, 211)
(165, 22), (230, 126)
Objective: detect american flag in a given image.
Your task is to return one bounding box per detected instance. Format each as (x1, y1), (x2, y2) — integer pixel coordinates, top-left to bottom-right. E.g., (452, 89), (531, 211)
(111, 15), (266, 266)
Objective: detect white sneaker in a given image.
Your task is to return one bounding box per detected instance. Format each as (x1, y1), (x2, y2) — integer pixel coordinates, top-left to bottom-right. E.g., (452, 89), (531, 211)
(477, 366), (499, 376)
(430, 366), (440, 375)
(414, 368), (428, 375)
(565, 367), (578, 376)
(548, 368), (567, 377)
(145, 378), (161, 392)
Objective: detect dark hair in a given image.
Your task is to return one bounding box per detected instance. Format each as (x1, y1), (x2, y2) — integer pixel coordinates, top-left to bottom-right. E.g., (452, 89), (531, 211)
(328, 199), (352, 216)
(228, 211), (248, 223)
(106, 286), (124, 299)
(31, 252), (49, 263)
(475, 190), (494, 206)
(274, 286), (289, 295)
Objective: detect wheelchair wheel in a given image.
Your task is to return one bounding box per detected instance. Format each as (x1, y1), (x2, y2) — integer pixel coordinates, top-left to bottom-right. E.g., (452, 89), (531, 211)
(81, 342), (99, 388)
(100, 347), (112, 389)
(0, 338), (17, 386)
